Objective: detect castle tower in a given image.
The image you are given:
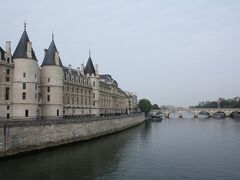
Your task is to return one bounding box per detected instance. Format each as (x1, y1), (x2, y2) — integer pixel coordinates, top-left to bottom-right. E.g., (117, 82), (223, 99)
(84, 51), (100, 116)
(12, 24), (40, 119)
(40, 35), (63, 118)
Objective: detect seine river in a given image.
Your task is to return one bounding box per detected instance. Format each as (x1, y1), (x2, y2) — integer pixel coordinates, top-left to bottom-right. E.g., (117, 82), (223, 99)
(1, 117), (240, 180)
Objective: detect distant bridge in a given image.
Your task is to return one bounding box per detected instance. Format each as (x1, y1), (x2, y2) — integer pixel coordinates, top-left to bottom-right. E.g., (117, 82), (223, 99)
(151, 108), (240, 118)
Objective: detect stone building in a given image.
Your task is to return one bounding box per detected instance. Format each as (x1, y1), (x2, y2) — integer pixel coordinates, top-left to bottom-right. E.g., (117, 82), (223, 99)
(0, 25), (138, 120)
(125, 91), (138, 113)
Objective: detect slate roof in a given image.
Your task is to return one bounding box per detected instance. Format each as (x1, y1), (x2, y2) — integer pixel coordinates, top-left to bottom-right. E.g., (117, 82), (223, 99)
(63, 66), (83, 77)
(41, 40), (63, 67)
(84, 56), (96, 75)
(0, 47), (5, 60)
(13, 30), (37, 60)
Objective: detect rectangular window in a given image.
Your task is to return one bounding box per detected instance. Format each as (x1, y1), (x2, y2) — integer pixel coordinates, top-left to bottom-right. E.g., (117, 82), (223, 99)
(72, 97), (74, 104)
(6, 69), (10, 74)
(57, 109), (59, 116)
(93, 82), (95, 87)
(5, 87), (9, 100)
(67, 96), (70, 104)
(7, 105), (10, 110)
(22, 92), (26, 100)
(48, 78), (50, 82)
(47, 95), (50, 102)
(6, 77), (9, 82)
(72, 87), (74, 93)
(47, 87), (50, 92)
(7, 58), (10, 63)
(23, 83), (26, 89)
(7, 113), (10, 119)
(81, 97), (83, 105)
(23, 73), (26, 78)
(93, 93), (95, 98)
(25, 110), (28, 117)
(35, 84), (37, 90)
(35, 93), (37, 100)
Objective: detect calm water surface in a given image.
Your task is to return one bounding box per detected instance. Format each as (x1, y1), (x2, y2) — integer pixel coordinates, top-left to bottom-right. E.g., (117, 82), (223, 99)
(1, 118), (240, 180)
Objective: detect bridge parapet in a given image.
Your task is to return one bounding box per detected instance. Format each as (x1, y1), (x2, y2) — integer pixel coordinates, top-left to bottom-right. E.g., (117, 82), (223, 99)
(153, 108), (240, 118)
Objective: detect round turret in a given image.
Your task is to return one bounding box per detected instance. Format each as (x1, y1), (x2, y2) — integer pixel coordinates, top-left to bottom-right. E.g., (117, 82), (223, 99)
(40, 39), (63, 118)
(12, 27), (40, 119)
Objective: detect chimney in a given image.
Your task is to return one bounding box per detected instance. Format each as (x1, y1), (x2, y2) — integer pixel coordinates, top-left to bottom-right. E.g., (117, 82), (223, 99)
(44, 49), (48, 57)
(77, 67), (81, 75)
(27, 42), (32, 58)
(55, 51), (60, 65)
(95, 64), (98, 74)
(68, 64), (71, 73)
(81, 63), (84, 74)
(5, 41), (11, 54)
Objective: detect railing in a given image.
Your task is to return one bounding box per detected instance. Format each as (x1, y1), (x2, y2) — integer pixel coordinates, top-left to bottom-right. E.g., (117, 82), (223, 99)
(0, 112), (144, 127)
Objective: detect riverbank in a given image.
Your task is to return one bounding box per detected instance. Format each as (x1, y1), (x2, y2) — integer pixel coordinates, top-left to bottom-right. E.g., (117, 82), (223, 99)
(0, 113), (145, 158)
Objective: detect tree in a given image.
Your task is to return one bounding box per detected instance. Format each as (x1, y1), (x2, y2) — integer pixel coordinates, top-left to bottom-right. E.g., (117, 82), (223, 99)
(151, 104), (160, 110)
(139, 99), (152, 115)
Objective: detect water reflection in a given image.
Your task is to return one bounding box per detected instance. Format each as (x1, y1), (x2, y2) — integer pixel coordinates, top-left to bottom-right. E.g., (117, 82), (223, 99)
(1, 118), (240, 180)
(0, 124), (150, 180)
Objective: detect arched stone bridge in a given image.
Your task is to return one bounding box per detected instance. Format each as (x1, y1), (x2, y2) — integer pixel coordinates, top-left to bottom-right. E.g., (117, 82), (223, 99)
(151, 108), (240, 118)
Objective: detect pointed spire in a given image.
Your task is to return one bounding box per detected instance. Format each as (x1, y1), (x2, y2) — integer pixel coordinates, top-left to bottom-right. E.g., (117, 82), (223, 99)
(24, 20), (27, 31)
(52, 32), (54, 40)
(84, 50), (96, 75)
(13, 23), (37, 60)
(41, 35), (63, 67)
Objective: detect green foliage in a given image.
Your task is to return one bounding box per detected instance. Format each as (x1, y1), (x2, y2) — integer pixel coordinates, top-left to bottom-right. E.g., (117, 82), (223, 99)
(151, 104), (160, 110)
(139, 99), (152, 115)
(194, 101), (218, 108)
(192, 97), (240, 108)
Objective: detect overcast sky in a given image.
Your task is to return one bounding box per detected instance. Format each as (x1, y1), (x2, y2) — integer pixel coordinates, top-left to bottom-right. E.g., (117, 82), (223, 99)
(1, 0), (240, 107)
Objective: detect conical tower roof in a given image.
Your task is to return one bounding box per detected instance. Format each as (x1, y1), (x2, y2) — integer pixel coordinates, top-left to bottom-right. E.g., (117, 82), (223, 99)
(41, 38), (63, 67)
(13, 25), (37, 60)
(84, 51), (96, 75)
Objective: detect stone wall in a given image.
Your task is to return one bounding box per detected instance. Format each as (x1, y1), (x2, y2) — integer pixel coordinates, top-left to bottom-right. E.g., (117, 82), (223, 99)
(0, 113), (145, 157)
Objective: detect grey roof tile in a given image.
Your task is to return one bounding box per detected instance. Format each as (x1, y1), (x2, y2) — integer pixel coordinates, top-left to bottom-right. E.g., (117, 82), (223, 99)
(13, 30), (37, 60)
(84, 56), (96, 75)
(41, 40), (63, 67)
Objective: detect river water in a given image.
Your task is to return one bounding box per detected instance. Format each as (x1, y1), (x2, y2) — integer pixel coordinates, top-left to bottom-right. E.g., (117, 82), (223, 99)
(1, 117), (240, 180)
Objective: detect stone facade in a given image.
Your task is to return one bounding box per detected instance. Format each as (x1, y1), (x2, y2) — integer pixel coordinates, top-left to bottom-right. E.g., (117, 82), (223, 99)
(0, 113), (145, 157)
(125, 91), (138, 113)
(0, 25), (138, 119)
(0, 42), (14, 120)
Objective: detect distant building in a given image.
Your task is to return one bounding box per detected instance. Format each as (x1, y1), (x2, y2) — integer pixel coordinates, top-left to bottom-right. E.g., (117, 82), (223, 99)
(0, 25), (138, 119)
(125, 91), (138, 113)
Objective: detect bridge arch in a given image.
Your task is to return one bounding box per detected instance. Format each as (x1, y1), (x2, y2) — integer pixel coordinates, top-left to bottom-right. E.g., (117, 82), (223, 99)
(229, 111), (240, 118)
(198, 111), (210, 118)
(166, 111), (179, 118)
(212, 111), (226, 118)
